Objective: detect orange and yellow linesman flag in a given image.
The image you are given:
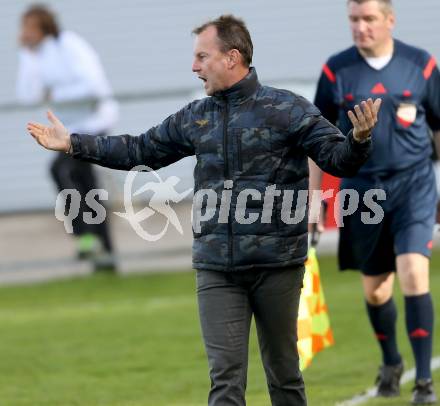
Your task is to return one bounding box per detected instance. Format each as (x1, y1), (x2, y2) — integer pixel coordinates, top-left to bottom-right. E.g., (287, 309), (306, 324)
(297, 246), (334, 370)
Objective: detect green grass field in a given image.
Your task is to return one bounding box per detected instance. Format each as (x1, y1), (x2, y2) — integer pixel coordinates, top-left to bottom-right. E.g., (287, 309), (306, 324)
(1, 254), (439, 406)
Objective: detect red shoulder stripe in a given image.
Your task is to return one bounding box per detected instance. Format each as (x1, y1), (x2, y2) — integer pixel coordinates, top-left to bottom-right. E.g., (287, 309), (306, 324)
(323, 64), (336, 83)
(423, 56), (437, 80)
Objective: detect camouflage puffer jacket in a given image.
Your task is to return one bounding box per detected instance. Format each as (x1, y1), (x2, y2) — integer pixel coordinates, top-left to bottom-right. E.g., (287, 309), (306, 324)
(71, 68), (371, 272)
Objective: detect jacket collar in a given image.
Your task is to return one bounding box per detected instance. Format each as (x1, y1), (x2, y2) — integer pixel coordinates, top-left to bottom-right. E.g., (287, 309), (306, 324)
(212, 67), (260, 105)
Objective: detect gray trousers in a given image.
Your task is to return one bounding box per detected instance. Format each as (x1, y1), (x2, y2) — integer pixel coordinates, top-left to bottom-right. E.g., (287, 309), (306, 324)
(196, 266), (306, 406)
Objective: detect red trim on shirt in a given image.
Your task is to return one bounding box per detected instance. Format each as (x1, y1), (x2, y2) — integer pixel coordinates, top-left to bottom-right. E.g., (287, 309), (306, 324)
(371, 82), (387, 94)
(423, 57), (437, 80)
(323, 64), (336, 83)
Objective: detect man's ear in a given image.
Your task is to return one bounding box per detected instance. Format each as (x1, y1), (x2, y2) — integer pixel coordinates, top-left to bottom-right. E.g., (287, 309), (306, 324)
(227, 49), (242, 69)
(387, 11), (395, 30)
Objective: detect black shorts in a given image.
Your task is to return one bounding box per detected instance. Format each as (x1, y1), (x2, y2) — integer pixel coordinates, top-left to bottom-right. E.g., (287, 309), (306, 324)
(338, 162), (437, 276)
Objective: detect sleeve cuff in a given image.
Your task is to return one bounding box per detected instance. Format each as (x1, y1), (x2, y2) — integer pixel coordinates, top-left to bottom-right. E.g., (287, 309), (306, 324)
(348, 129), (372, 148)
(70, 133), (83, 157)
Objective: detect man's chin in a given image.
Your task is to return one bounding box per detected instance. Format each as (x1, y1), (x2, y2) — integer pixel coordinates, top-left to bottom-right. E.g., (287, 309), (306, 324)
(355, 40), (374, 52)
(205, 85), (227, 96)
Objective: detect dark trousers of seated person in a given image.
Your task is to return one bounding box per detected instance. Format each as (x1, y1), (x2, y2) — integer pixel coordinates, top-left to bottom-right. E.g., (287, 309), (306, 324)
(50, 151), (113, 253)
(197, 265), (306, 406)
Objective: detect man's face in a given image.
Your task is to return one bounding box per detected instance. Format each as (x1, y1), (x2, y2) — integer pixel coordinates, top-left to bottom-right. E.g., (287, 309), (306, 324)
(20, 16), (45, 49)
(192, 26), (232, 96)
(348, 1), (394, 54)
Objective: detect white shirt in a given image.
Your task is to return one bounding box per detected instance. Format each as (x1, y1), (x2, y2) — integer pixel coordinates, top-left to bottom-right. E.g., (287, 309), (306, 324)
(16, 31), (118, 134)
(364, 54), (393, 71)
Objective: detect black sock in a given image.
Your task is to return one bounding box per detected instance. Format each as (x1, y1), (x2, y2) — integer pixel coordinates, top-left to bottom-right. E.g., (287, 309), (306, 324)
(405, 293), (434, 380)
(366, 298), (402, 366)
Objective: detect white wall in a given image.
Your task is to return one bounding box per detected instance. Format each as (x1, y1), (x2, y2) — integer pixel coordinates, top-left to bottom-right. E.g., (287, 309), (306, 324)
(1, 0), (439, 212)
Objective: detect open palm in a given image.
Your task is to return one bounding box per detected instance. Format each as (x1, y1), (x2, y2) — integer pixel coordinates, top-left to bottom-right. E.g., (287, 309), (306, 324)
(27, 110), (71, 152)
(348, 98), (382, 142)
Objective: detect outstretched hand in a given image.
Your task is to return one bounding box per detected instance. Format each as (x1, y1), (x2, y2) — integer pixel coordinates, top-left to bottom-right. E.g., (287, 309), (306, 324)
(348, 98), (382, 142)
(27, 110), (71, 152)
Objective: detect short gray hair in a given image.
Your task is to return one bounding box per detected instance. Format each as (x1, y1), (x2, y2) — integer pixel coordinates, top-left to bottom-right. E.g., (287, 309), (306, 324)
(192, 15), (253, 67)
(347, 0), (393, 14)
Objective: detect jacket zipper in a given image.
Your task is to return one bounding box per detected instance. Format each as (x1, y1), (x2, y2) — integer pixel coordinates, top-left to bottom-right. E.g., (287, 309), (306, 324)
(222, 102), (233, 269)
(236, 132), (243, 172)
(222, 102), (229, 178)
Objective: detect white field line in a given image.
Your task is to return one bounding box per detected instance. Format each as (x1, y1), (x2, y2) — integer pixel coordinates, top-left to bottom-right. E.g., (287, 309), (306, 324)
(336, 356), (440, 406)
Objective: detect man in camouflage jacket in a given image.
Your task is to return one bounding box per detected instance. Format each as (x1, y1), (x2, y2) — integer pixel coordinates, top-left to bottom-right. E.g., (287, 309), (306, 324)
(28, 14), (380, 406)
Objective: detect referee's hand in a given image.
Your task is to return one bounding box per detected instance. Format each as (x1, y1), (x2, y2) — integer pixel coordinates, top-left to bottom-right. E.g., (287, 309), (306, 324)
(348, 98), (382, 142)
(27, 110), (71, 153)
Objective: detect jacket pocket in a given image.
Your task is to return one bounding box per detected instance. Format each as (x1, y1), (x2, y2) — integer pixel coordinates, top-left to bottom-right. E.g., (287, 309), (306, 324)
(232, 127), (273, 175)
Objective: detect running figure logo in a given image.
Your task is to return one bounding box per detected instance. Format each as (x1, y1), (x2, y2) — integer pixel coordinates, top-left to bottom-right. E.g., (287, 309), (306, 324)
(115, 165), (193, 241)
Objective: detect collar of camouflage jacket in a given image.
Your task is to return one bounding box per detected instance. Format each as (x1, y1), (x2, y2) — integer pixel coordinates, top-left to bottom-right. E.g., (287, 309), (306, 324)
(212, 67), (260, 106)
